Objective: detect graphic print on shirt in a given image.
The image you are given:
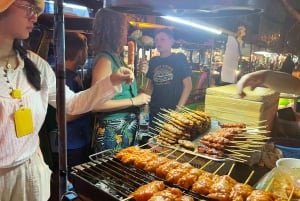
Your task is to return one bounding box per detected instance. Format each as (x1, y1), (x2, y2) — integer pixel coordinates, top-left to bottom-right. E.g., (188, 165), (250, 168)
(153, 65), (173, 85)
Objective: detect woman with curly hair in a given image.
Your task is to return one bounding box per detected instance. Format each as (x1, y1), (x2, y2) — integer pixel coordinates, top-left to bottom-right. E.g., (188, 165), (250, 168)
(91, 8), (151, 152)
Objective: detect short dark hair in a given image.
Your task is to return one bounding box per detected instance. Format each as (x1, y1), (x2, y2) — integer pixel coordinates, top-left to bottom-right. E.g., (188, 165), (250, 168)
(65, 32), (87, 60)
(154, 28), (174, 38)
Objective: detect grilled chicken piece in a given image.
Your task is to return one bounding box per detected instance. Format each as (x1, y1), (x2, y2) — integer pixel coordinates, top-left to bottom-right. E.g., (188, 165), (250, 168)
(177, 168), (205, 188)
(209, 175), (238, 194)
(133, 153), (158, 169)
(165, 163), (193, 183)
(175, 195), (195, 201)
(115, 146), (141, 159)
(207, 175), (237, 201)
(246, 190), (277, 201)
(144, 157), (170, 173)
(129, 180), (165, 201)
(178, 140), (196, 151)
(148, 187), (182, 201)
(156, 160), (182, 178)
(119, 148), (153, 164)
(230, 183), (253, 201)
(192, 172), (217, 195)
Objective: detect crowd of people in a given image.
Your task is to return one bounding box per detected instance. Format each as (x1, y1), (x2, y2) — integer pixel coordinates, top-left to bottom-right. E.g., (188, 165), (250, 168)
(1, 0), (300, 201)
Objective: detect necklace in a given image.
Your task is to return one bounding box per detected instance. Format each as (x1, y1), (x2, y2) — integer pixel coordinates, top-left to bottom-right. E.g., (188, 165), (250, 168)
(5, 54), (15, 70)
(3, 68), (22, 99)
(0, 53), (16, 70)
(1, 54), (22, 99)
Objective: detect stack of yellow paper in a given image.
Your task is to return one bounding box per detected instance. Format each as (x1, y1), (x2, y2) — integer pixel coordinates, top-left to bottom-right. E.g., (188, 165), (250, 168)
(205, 84), (279, 131)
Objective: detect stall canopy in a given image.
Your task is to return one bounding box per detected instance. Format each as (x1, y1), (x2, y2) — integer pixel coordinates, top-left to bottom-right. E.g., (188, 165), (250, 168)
(61, 0), (300, 54)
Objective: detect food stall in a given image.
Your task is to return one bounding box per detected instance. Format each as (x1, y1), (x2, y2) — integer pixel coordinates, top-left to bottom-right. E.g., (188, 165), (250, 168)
(40, 0), (300, 200)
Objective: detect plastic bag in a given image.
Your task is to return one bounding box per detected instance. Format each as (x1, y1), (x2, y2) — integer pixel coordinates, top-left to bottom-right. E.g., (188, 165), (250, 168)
(254, 166), (300, 200)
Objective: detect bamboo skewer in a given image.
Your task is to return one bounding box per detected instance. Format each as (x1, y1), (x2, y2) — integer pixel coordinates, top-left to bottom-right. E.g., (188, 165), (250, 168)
(226, 149), (251, 157)
(200, 160), (212, 170)
(229, 140), (266, 145)
(121, 196), (133, 201)
(245, 125), (267, 130)
(234, 134), (270, 139)
(156, 148), (174, 156)
(226, 146), (259, 152)
(288, 186), (294, 201)
(227, 155), (247, 163)
(244, 170), (254, 184)
(157, 113), (171, 121)
(144, 143), (158, 149)
(188, 155), (198, 163)
(229, 143), (264, 148)
(227, 163), (235, 176)
(265, 177), (274, 192)
(213, 163), (225, 174)
(245, 130), (270, 134)
(166, 148), (177, 157)
(149, 126), (161, 133)
(176, 152), (186, 160)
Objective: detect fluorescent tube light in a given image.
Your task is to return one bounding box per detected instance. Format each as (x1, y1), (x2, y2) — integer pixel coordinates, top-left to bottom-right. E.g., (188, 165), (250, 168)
(162, 16), (222, 35)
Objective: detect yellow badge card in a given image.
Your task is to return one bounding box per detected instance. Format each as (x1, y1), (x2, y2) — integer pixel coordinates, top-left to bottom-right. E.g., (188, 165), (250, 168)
(14, 107), (34, 137)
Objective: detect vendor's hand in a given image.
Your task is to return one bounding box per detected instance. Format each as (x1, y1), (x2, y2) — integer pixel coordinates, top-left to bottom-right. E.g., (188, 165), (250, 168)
(110, 67), (134, 85)
(237, 70), (267, 98)
(131, 93), (151, 106)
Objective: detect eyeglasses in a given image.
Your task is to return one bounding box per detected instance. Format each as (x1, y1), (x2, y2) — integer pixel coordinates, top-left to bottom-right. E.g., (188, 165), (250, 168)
(13, 4), (39, 17)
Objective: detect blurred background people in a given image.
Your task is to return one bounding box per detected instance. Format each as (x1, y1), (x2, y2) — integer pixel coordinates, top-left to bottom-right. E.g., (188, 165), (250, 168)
(143, 28), (192, 126)
(91, 8), (150, 152)
(46, 31), (93, 201)
(221, 25), (246, 84)
(46, 32), (93, 170)
(280, 54), (295, 74)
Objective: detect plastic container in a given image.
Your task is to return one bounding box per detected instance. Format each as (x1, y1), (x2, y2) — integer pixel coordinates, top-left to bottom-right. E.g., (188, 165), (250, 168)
(276, 158), (300, 168)
(275, 111), (300, 138)
(271, 138), (300, 159)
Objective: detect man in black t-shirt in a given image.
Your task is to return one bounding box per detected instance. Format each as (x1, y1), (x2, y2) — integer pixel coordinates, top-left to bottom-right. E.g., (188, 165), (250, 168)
(144, 28), (192, 126)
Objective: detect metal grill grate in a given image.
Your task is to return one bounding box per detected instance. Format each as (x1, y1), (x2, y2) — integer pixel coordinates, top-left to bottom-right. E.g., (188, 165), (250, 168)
(70, 146), (270, 201)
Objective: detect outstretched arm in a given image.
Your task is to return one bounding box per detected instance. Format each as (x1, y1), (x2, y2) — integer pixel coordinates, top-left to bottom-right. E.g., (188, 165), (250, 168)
(237, 70), (300, 97)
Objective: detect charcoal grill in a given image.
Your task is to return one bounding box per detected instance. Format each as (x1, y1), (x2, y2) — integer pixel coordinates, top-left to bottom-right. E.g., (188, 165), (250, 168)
(70, 146), (270, 201)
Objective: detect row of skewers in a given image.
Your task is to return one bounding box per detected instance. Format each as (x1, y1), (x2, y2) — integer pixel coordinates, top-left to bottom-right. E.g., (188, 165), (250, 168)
(129, 180), (194, 201)
(151, 107), (211, 147)
(197, 122), (270, 163)
(116, 146), (294, 201)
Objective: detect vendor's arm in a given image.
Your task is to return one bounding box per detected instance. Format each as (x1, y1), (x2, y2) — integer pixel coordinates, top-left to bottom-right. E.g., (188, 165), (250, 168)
(237, 70), (300, 97)
(177, 76), (193, 107)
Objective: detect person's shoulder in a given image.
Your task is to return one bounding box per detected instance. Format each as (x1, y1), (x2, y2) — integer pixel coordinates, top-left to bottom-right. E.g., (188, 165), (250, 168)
(27, 50), (44, 60)
(149, 56), (160, 64)
(27, 51), (50, 67)
(173, 53), (186, 60)
(150, 55), (160, 61)
(93, 51), (114, 63)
